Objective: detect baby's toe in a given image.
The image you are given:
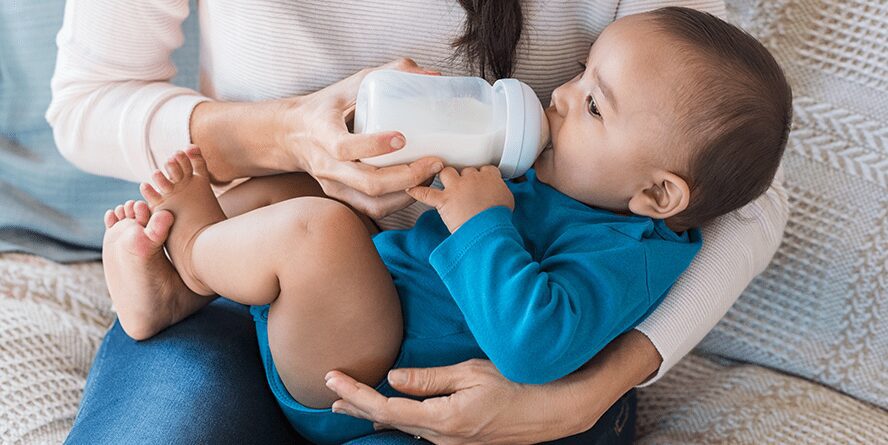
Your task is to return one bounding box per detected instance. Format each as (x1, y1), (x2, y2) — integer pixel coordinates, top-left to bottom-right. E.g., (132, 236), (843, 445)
(175, 151), (193, 177)
(114, 204), (126, 221)
(144, 210), (174, 245)
(104, 209), (119, 228)
(185, 147), (209, 177)
(165, 158), (184, 183)
(134, 200), (151, 226)
(140, 182), (163, 206)
(152, 170), (174, 194)
(124, 200), (136, 219)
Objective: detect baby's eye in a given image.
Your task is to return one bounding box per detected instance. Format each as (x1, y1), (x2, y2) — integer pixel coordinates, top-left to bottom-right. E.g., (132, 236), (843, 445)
(586, 94), (601, 117)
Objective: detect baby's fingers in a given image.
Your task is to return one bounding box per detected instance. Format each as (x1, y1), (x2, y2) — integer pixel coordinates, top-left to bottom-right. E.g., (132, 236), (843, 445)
(406, 186), (445, 208)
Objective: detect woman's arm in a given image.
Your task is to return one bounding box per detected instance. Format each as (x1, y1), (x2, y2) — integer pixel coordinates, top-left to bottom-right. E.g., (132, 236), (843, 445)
(46, 0), (442, 217)
(46, 0), (205, 182)
(636, 172), (788, 383)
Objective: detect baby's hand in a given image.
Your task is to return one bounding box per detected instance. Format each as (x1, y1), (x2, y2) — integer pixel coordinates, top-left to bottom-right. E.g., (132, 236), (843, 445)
(407, 166), (514, 233)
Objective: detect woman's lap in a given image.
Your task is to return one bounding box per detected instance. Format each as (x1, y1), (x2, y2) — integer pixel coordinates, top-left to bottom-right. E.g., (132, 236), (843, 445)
(66, 298), (635, 444)
(65, 298), (297, 444)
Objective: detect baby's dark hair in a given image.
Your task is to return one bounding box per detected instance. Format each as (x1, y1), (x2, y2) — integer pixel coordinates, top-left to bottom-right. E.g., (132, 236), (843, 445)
(646, 7), (792, 230)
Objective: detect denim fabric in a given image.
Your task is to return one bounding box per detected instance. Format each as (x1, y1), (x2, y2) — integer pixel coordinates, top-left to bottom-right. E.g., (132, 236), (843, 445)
(67, 299), (635, 444)
(64, 299), (298, 444)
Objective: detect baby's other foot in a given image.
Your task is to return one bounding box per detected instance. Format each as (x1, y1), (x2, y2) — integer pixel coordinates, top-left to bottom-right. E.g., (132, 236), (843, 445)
(140, 146), (225, 296)
(102, 200), (197, 340)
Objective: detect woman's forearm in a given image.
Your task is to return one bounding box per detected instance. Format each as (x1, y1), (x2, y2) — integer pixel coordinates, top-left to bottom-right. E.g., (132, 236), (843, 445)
(556, 329), (662, 435)
(189, 99), (301, 183)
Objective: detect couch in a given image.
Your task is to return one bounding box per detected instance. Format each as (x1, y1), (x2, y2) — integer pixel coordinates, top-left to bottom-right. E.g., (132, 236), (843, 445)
(1, 0), (886, 443)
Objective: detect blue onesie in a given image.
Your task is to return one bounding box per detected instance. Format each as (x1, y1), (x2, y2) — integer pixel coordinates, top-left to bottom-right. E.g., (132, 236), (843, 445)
(250, 169), (702, 444)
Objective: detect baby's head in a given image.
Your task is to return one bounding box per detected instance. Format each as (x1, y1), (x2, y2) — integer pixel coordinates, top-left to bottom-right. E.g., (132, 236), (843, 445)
(534, 7), (792, 231)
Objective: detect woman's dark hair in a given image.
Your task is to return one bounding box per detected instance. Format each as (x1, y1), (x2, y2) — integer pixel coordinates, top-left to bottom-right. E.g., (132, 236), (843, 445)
(453, 0), (524, 80)
(647, 7), (793, 230)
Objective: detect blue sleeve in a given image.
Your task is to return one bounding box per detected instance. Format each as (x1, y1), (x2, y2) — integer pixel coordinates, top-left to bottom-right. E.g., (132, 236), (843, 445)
(429, 206), (653, 384)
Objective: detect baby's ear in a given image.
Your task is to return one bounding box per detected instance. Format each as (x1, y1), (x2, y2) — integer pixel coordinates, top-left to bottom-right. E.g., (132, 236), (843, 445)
(628, 171), (689, 220)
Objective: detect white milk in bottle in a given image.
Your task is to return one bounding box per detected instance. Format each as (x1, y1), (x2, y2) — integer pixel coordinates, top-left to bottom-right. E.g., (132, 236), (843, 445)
(354, 70), (549, 178)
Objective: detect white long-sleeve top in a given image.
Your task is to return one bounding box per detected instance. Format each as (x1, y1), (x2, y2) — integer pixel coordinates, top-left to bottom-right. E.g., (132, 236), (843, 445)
(46, 0), (789, 384)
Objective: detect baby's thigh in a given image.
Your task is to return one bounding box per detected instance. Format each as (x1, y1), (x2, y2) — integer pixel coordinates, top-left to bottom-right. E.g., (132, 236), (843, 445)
(218, 173), (379, 234)
(217, 172), (325, 218)
(264, 198), (402, 409)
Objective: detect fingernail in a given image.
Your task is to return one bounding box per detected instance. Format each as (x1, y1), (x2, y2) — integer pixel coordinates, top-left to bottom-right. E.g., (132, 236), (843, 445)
(325, 378), (336, 389)
(390, 136), (405, 150)
(325, 371), (335, 382)
(432, 162), (444, 172)
(388, 370), (406, 386)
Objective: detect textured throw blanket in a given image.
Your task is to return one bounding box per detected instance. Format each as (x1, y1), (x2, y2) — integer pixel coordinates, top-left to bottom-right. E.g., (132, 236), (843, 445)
(1, 0), (886, 443)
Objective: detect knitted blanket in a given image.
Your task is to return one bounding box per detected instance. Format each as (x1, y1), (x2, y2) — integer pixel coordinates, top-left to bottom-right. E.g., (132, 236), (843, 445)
(1, 0), (886, 443)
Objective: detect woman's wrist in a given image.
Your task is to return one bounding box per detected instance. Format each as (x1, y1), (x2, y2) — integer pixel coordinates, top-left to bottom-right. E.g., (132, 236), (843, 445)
(189, 98), (301, 182)
(556, 330), (662, 435)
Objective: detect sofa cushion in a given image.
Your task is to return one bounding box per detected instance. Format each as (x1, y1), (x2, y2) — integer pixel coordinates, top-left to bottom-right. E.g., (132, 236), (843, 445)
(695, 0), (888, 410)
(0, 0), (199, 262)
(636, 354), (888, 444)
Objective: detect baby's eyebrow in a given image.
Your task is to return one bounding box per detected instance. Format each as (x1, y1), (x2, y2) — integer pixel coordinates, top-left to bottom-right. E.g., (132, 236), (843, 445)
(594, 67), (618, 113)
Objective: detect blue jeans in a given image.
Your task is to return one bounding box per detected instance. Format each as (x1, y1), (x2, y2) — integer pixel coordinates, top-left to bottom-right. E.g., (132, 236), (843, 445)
(66, 299), (635, 444)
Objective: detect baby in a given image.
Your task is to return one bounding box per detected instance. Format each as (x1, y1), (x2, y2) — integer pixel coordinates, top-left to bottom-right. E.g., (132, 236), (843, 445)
(102, 7), (790, 444)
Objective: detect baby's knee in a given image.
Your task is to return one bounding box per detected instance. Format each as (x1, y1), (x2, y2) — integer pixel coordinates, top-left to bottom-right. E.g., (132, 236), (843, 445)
(280, 197), (365, 240)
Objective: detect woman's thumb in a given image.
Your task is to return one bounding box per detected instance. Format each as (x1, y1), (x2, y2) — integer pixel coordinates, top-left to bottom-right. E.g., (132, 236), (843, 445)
(387, 365), (467, 397)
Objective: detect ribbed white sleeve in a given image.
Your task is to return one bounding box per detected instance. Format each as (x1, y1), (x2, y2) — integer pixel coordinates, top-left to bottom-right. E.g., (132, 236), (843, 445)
(636, 172), (789, 385)
(45, 0), (208, 183)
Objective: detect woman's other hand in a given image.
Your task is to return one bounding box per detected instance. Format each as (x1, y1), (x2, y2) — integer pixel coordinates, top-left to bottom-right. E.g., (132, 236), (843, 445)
(324, 330), (660, 444)
(325, 359), (576, 445)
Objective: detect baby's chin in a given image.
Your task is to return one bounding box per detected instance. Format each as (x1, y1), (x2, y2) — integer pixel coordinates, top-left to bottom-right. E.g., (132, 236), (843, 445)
(532, 146), (554, 182)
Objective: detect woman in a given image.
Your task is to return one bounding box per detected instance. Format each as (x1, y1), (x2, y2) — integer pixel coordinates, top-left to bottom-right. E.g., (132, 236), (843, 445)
(47, 0), (788, 443)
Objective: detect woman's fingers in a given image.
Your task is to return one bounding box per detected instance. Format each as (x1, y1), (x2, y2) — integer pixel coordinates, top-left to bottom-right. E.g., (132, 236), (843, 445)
(327, 131), (406, 161)
(385, 361), (480, 397)
(325, 371), (438, 428)
(319, 156), (443, 198)
(318, 179), (416, 219)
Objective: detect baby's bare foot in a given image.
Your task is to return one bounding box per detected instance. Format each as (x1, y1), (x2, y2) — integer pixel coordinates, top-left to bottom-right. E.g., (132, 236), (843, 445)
(102, 199), (199, 340)
(141, 147), (225, 296)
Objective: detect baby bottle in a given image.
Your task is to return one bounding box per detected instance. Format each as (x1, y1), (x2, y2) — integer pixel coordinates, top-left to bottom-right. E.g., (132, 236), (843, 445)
(353, 70), (549, 179)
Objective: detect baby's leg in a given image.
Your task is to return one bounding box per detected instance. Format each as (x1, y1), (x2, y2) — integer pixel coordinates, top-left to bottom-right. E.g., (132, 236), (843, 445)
(103, 162), (363, 340)
(217, 173), (324, 218)
(142, 149), (402, 409)
(218, 172), (379, 234)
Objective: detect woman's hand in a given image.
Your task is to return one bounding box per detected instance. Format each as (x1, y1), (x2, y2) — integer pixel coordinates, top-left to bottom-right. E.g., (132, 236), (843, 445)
(191, 58), (444, 218)
(278, 58), (445, 218)
(407, 166), (514, 232)
(324, 330), (661, 444)
(325, 359), (580, 445)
